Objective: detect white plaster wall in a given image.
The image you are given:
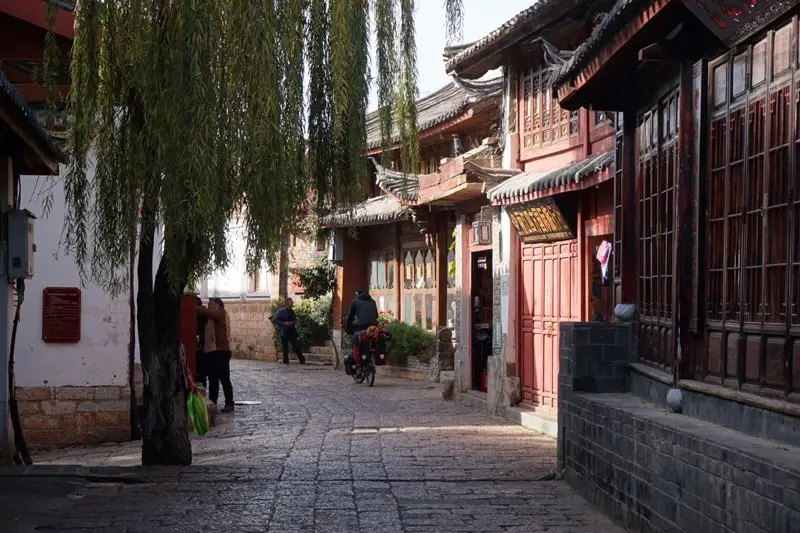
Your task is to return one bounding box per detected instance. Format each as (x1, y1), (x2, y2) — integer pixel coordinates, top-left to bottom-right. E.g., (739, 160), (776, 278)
(15, 166), (130, 388)
(201, 213), (272, 300)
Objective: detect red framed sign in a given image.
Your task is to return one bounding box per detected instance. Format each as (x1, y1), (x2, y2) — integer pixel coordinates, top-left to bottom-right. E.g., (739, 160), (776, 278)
(42, 287), (81, 343)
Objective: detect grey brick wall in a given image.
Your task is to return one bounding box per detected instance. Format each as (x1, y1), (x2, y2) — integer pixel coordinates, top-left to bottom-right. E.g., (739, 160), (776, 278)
(558, 322), (635, 396)
(559, 321), (800, 533)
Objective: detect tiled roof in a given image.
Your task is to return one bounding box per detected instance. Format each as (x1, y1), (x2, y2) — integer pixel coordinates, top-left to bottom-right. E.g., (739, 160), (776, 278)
(48, 0), (76, 11)
(365, 77), (502, 149)
(0, 69), (66, 166)
(442, 42), (476, 62)
(372, 159), (420, 202)
(488, 151), (614, 203)
(553, 0), (639, 89)
(444, 0), (565, 76)
(320, 195), (411, 228)
(462, 161), (519, 184)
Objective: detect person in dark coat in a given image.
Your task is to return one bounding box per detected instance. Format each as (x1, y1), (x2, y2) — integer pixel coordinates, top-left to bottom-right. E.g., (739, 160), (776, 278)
(346, 289), (379, 336)
(272, 298), (306, 365)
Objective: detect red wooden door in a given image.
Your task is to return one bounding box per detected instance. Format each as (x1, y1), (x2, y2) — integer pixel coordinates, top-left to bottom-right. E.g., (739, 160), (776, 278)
(519, 240), (579, 411)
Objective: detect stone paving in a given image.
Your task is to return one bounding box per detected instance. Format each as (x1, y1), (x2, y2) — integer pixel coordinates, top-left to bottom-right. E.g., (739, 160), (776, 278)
(2, 359), (626, 533)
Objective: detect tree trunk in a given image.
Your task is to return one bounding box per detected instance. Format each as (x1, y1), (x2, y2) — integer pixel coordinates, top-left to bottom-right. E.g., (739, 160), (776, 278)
(136, 203), (192, 466)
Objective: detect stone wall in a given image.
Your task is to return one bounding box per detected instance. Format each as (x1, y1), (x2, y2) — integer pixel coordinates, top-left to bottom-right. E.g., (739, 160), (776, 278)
(378, 356), (432, 381)
(16, 386), (130, 448)
(224, 300), (278, 362)
(559, 321), (800, 533)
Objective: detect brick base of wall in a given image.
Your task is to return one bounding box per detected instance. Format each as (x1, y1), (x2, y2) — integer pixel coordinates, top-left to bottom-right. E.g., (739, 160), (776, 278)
(16, 386), (130, 448)
(559, 322), (800, 533)
(225, 300), (278, 362)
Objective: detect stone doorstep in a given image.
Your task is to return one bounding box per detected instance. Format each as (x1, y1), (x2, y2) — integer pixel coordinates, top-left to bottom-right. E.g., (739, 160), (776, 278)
(308, 345), (334, 355)
(505, 405), (558, 438)
(460, 390), (488, 412)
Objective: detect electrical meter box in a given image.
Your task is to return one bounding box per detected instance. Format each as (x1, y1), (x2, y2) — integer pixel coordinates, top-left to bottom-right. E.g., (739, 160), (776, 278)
(6, 209), (36, 279)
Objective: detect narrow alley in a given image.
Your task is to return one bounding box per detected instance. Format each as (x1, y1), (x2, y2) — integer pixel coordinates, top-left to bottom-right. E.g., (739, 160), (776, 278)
(2, 360), (623, 533)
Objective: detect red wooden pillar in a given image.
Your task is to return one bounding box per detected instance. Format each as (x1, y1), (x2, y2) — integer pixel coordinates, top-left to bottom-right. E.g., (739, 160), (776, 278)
(676, 58), (695, 382)
(180, 294), (197, 381)
(620, 104), (638, 305)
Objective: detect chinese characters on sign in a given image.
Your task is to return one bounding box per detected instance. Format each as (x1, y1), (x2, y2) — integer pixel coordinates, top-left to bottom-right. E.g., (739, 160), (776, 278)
(506, 197), (574, 244)
(42, 287), (81, 343)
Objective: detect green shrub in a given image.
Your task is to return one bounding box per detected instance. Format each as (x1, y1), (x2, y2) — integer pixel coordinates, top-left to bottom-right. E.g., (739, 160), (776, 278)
(294, 258), (335, 300)
(270, 295), (331, 351)
(384, 321), (436, 365)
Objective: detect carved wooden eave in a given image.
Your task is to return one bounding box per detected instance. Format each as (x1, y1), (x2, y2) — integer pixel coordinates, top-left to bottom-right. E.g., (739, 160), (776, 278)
(0, 70), (65, 175)
(555, 0), (678, 111)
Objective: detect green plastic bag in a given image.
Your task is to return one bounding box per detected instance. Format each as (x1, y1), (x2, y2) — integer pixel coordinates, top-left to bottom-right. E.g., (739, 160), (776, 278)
(187, 391), (209, 436)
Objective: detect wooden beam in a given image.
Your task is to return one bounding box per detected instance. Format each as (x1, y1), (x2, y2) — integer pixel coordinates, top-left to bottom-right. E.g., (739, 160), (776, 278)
(638, 41), (681, 63)
(675, 57), (694, 383)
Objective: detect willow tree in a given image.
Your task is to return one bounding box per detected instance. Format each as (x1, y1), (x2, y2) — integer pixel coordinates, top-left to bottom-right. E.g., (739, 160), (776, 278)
(62, 0), (463, 465)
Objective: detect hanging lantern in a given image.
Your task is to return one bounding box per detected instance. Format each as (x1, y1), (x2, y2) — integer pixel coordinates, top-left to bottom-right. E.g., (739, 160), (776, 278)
(472, 207), (492, 246)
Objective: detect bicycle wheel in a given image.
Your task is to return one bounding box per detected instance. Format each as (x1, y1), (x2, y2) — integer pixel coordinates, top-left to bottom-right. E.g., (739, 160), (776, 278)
(368, 361), (376, 387)
(353, 367), (366, 384)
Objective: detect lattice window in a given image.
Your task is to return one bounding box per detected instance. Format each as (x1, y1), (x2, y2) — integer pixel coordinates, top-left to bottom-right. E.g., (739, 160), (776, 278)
(637, 89), (678, 370)
(594, 110), (613, 129)
(402, 248), (437, 328)
(708, 25), (795, 329)
(705, 19), (800, 393)
(368, 252), (395, 313)
(521, 67), (579, 149)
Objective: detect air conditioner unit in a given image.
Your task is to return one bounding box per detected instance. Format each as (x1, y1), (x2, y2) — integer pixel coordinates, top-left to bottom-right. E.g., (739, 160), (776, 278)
(472, 220), (492, 246)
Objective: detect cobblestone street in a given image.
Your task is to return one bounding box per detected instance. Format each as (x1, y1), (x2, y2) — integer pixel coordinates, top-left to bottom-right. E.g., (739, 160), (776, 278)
(2, 360), (624, 533)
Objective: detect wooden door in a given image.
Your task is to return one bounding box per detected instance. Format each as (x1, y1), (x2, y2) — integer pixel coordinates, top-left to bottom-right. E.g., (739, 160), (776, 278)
(519, 240), (579, 410)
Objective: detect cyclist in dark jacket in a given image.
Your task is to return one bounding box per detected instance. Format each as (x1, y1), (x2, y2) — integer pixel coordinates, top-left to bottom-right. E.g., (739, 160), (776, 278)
(346, 289), (379, 335)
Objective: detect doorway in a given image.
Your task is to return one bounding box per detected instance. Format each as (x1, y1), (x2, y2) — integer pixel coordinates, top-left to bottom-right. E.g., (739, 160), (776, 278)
(470, 251), (493, 391)
(518, 240), (578, 410)
(587, 235), (614, 322)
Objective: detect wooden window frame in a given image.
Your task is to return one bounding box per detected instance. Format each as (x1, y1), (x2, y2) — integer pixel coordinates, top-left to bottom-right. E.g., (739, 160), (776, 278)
(520, 66), (580, 151)
(402, 247), (437, 329)
(703, 17), (800, 396)
(637, 88), (680, 372)
(368, 251), (396, 314)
